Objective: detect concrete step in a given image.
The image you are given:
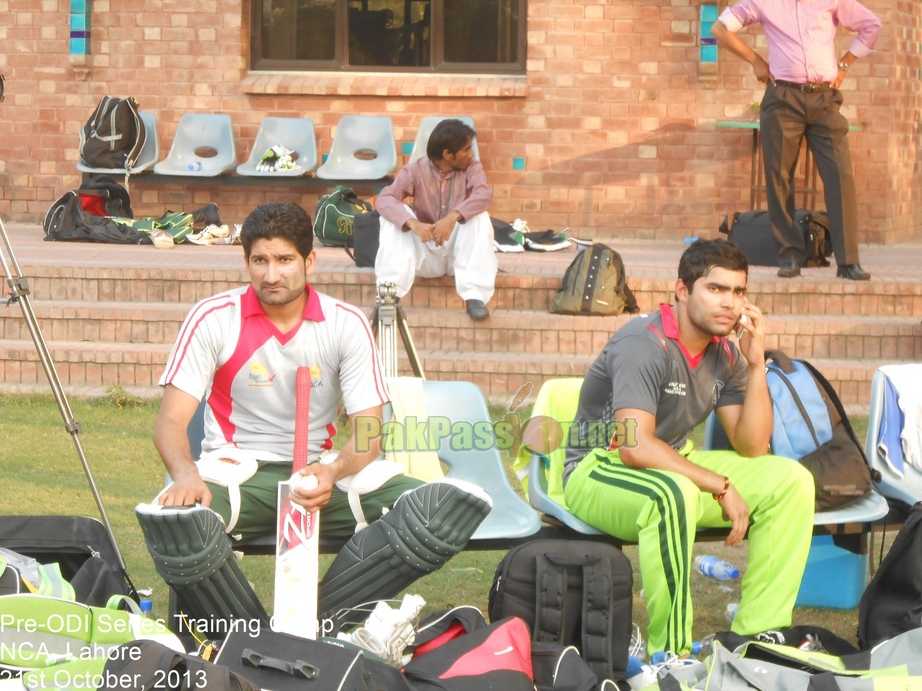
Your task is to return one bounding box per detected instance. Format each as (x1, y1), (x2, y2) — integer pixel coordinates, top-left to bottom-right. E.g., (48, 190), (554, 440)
(5, 300), (919, 361)
(0, 339), (170, 389)
(0, 300), (190, 344)
(18, 262), (922, 318)
(0, 335), (887, 405)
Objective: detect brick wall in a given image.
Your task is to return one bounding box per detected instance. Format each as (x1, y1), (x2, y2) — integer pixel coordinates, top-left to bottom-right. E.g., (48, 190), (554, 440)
(0, 0), (918, 243)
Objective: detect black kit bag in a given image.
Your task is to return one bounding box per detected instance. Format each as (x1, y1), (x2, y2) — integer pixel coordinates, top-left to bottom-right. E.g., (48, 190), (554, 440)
(858, 501), (922, 649)
(550, 243), (638, 316)
(216, 627), (409, 691)
(719, 209), (832, 267)
(347, 209), (381, 267)
(42, 189), (151, 244)
(0, 515), (137, 606)
(100, 640), (260, 691)
(79, 96), (147, 170)
(488, 540), (633, 683)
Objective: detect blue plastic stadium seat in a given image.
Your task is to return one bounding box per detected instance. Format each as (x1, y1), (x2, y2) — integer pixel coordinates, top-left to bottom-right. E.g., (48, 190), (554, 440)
(77, 111), (160, 175)
(316, 116), (398, 180)
(236, 117), (318, 177)
(408, 116), (480, 164)
(153, 113), (237, 177)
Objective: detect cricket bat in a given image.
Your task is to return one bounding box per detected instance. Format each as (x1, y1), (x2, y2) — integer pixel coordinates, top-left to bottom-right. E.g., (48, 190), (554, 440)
(273, 366), (320, 639)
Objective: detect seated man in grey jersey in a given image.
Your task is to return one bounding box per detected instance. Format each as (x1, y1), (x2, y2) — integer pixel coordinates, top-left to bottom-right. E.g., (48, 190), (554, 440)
(136, 202), (491, 635)
(563, 239), (814, 657)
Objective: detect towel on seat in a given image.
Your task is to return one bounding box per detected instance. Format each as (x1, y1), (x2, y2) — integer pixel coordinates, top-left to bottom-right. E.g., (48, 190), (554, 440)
(385, 377), (445, 483)
(880, 364), (922, 473)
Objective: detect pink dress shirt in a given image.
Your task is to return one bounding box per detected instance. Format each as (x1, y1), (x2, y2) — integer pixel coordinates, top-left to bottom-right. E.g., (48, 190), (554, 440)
(375, 157), (493, 231)
(719, 0), (881, 83)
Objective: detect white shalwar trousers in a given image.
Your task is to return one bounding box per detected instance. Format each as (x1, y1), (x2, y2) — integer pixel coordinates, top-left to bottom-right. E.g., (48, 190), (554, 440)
(374, 209), (497, 303)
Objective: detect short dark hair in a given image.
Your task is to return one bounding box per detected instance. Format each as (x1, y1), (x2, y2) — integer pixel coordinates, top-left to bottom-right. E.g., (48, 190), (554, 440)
(678, 239), (749, 292)
(427, 119), (476, 162)
(241, 202), (313, 259)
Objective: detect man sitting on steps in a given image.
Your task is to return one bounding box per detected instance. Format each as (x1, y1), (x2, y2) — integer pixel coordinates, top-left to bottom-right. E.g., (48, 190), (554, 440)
(135, 202), (491, 633)
(375, 119), (496, 321)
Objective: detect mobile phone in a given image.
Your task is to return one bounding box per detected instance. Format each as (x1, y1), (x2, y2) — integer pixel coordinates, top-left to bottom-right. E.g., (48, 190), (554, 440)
(735, 314), (749, 339)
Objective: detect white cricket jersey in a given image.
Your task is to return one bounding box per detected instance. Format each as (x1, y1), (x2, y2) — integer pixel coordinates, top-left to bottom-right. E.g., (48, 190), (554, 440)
(160, 284), (388, 462)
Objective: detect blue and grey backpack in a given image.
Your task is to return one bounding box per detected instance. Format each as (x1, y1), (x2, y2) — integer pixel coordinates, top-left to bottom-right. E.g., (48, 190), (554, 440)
(765, 349), (878, 511)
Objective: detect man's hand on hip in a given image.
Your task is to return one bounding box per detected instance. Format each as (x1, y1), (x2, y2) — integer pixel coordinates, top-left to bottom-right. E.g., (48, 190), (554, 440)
(752, 55), (775, 85)
(407, 219), (435, 243)
(719, 485), (750, 547)
(159, 474), (212, 507)
(831, 69), (846, 90)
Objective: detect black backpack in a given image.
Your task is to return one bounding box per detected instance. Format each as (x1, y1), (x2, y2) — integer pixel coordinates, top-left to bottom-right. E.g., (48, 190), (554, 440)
(858, 502), (922, 649)
(79, 96), (147, 170)
(488, 540), (633, 682)
(550, 243), (639, 316)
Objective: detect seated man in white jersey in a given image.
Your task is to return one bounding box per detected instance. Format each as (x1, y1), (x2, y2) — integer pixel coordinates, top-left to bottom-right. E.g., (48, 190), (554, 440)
(136, 202), (491, 633)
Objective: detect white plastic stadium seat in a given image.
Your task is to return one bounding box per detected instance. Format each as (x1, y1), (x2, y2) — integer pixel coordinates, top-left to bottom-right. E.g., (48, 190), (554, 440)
(153, 113), (237, 177)
(236, 117), (318, 176)
(408, 116), (480, 164)
(316, 115), (398, 180)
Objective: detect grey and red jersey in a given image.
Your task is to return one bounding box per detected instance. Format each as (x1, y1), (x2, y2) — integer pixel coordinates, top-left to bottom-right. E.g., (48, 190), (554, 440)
(564, 304), (748, 477)
(160, 284), (387, 462)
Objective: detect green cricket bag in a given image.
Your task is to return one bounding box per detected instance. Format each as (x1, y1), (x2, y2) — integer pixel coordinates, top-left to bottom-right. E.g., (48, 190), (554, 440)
(313, 186), (373, 247)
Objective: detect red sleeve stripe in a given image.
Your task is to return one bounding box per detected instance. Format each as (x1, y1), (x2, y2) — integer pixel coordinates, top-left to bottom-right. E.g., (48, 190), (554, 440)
(163, 298), (235, 383)
(334, 302), (388, 404)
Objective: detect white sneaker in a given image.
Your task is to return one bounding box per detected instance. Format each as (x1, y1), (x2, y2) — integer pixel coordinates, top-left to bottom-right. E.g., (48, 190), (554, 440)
(626, 654), (700, 690)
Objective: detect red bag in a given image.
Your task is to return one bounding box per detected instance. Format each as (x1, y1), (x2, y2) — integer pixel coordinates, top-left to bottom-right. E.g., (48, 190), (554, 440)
(403, 617), (534, 691)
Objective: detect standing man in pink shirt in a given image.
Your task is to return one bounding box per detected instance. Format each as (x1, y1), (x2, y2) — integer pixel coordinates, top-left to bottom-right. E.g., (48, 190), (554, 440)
(375, 119), (496, 321)
(712, 0), (881, 281)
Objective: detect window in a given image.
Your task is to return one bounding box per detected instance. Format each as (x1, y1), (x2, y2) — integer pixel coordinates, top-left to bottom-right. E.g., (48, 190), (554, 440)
(251, 0), (525, 73)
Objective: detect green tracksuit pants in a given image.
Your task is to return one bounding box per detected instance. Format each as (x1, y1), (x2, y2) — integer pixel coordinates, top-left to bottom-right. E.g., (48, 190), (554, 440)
(563, 445), (814, 656)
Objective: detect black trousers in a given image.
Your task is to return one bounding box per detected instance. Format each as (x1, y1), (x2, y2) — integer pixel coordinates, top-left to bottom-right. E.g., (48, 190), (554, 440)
(760, 81), (861, 266)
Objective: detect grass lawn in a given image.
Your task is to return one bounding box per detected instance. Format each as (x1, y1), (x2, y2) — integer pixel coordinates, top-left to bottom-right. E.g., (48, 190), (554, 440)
(0, 391), (881, 654)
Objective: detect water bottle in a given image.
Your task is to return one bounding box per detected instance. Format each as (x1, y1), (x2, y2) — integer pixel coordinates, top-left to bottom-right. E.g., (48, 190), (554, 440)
(693, 555), (740, 580)
(691, 633), (715, 655)
(139, 598), (154, 619)
(725, 602), (739, 623)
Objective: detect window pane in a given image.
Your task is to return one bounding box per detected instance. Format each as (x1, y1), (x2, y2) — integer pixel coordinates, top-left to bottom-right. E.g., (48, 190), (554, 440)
(444, 0), (519, 64)
(260, 0), (336, 62)
(348, 0), (430, 67)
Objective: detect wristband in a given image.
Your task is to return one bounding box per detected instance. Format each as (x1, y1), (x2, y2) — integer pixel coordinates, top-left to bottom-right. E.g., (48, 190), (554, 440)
(712, 476), (730, 502)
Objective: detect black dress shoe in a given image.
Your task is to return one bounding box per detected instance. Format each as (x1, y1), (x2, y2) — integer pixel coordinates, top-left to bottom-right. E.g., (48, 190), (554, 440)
(836, 264), (871, 281)
(465, 299), (490, 321)
(777, 261), (801, 278)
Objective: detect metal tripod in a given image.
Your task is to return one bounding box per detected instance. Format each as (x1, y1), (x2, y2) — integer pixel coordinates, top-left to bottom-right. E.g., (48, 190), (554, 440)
(0, 215), (128, 573)
(370, 282), (424, 379)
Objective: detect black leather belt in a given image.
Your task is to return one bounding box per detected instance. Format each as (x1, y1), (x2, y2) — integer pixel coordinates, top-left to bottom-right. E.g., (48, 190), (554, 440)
(775, 80), (831, 92)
